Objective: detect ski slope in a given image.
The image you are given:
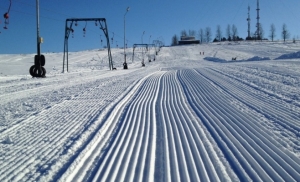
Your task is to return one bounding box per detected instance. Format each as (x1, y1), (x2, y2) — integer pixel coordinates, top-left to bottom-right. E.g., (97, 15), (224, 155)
(0, 42), (300, 181)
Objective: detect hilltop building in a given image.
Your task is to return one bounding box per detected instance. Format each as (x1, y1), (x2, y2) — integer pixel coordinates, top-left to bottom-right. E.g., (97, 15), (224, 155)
(178, 36), (200, 45)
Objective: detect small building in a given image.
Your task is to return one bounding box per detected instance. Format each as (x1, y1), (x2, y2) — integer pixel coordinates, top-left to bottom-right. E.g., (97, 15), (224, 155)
(178, 36), (200, 45)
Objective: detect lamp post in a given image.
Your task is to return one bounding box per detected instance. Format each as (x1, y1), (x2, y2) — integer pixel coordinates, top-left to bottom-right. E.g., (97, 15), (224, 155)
(149, 35), (152, 44)
(141, 31), (145, 43)
(141, 31), (145, 66)
(148, 35), (151, 62)
(123, 7), (130, 69)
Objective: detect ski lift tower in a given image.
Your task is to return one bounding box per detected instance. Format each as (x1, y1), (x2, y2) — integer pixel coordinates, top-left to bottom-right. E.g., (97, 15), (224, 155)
(62, 18), (113, 72)
(132, 44), (148, 65)
(29, 0), (46, 77)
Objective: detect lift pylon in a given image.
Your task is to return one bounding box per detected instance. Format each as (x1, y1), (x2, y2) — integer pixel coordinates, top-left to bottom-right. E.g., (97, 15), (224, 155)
(132, 44), (150, 66)
(63, 18), (113, 72)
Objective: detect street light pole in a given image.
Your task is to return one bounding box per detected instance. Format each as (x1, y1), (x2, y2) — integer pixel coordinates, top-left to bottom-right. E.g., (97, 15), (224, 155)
(141, 31), (145, 66)
(148, 35), (152, 62)
(141, 31), (145, 44)
(123, 7), (130, 69)
(149, 35), (152, 44)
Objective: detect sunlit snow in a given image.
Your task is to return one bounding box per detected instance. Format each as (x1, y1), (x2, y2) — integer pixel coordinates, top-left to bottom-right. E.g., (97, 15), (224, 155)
(0, 41), (300, 181)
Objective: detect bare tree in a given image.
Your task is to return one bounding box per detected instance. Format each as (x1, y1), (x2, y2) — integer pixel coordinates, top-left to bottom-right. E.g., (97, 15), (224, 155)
(269, 24), (276, 42)
(198, 28), (204, 44)
(258, 24), (264, 40)
(226, 24), (231, 41)
(189, 30), (196, 37)
(232, 24), (238, 41)
(181, 30), (187, 37)
(282, 24), (290, 42)
(171, 34), (178, 46)
(205, 27), (212, 43)
(216, 25), (222, 42)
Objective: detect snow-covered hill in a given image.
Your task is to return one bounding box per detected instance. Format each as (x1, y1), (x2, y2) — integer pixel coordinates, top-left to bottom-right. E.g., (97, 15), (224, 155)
(0, 41), (300, 181)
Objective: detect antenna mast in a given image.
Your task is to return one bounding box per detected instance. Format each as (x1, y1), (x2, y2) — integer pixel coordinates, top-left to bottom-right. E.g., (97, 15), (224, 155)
(256, 0), (260, 40)
(247, 5), (251, 39)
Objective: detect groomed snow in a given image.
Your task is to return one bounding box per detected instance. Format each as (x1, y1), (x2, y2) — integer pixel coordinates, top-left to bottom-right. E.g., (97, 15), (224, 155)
(0, 41), (300, 181)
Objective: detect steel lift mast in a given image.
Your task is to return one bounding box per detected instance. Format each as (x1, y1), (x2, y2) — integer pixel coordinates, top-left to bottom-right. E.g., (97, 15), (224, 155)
(63, 18), (113, 72)
(29, 0), (46, 77)
(132, 44), (148, 66)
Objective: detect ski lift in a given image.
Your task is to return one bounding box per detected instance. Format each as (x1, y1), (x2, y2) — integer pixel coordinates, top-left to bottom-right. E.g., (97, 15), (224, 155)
(95, 20), (98, 26)
(111, 32), (114, 44)
(75, 21), (78, 26)
(3, 13), (9, 29)
(71, 28), (74, 38)
(83, 27), (86, 37)
(83, 21), (87, 37)
(3, 0), (11, 29)
(100, 35), (103, 45)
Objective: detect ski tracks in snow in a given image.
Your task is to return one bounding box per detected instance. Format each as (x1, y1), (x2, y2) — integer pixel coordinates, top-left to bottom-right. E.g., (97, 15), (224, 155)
(156, 70), (231, 182)
(64, 70), (235, 182)
(178, 69), (300, 181)
(61, 68), (300, 181)
(1, 66), (300, 181)
(60, 71), (161, 182)
(0, 70), (148, 181)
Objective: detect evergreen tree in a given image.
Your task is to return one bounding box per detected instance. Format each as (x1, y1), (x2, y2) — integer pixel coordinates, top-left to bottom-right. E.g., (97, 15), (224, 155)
(269, 24), (276, 42)
(282, 24), (290, 42)
(171, 34), (178, 46)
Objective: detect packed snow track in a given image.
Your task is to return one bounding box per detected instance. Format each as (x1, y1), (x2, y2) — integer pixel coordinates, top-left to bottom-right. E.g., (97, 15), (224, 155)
(0, 43), (300, 181)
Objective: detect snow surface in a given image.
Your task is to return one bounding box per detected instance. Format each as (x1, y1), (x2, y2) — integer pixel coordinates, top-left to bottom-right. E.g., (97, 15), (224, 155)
(0, 41), (300, 181)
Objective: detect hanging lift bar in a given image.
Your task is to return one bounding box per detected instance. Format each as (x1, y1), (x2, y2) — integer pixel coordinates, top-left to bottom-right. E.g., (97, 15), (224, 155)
(3, 0), (11, 29)
(132, 44), (157, 62)
(132, 44), (148, 63)
(63, 18), (113, 72)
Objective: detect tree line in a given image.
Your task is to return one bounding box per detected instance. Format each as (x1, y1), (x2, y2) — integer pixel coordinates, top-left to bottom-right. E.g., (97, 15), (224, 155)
(171, 23), (292, 46)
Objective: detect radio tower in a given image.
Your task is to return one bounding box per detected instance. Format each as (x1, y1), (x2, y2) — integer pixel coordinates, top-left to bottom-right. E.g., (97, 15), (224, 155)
(256, 0), (260, 40)
(247, 5), (251, 39)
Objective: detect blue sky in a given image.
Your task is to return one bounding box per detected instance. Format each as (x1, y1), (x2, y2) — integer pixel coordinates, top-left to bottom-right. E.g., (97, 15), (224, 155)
(0, 0), (300, 54)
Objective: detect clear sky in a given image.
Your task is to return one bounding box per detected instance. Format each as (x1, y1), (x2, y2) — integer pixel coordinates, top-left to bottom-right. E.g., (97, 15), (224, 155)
(0, 0), (300, 54)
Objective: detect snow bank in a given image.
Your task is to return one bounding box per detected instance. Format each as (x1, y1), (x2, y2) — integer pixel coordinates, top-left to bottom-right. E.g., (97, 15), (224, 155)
(204, 56), (270, 63)
(204, 57), (227, 63)
(246, 56), (271, 61)
(274, 51), (300, 60)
